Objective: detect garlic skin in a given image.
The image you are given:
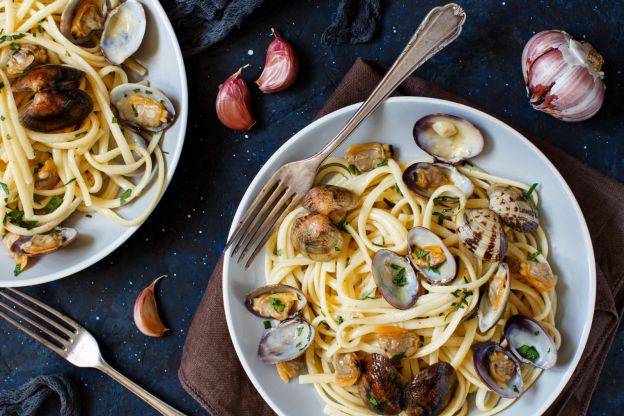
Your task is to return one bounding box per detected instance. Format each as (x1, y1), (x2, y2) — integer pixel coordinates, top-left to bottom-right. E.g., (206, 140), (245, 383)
(522, 30), (605, 122)
(256, 28), (298, 93)
(216, 66), (256, 131)
(133, 275), (169, 337)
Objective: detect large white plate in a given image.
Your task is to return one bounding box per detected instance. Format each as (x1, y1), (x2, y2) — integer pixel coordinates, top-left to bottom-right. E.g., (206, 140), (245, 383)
(0, 0), (188, 287)
(224, 97), (595, 416)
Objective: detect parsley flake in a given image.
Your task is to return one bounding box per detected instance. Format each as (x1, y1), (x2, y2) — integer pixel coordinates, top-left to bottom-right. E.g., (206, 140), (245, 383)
(517, 344), (540, 362)
(263, 321), (271, 329)
(119, 189), (132, 206)
(347, 164), (358, 176)
(527, 250), (542, 261)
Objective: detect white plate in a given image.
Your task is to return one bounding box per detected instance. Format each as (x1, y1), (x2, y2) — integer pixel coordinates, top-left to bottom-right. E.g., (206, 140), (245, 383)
(224, 97), (595, 416)
(0, 0), (188, 287)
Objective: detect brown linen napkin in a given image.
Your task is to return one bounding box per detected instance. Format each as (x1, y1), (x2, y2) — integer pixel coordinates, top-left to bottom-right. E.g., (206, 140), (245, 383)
(178, 58), (624, 416)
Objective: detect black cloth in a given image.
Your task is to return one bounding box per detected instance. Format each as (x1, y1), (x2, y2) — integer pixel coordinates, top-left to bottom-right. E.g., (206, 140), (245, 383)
(159, 0), (382, 55)
(0, 374), (80, 416)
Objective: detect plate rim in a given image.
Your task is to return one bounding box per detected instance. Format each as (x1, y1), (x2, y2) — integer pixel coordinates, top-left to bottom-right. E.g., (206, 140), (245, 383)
(223, 96), (596, 416)
(3, 0), (189, 288)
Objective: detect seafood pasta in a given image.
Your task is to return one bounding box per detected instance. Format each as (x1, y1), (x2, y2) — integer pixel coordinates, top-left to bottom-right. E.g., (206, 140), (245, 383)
(0, 0), (176, 274)
(245, 115), (561, 416)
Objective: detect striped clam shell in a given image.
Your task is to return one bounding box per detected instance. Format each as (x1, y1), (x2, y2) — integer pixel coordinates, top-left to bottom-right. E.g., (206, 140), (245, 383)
(457, 208), (508, 261)
(487, 185), (539, 233)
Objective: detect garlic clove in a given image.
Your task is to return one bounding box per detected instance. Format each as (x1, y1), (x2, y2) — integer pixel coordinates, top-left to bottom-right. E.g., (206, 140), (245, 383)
(255, 28), (298, 93)
(133, 275), (169, 337)
(216, 66), (256, 131)
(522, 30), (605, 122)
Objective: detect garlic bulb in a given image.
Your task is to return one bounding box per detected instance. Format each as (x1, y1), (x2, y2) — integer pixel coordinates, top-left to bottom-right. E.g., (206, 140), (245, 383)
(522, 30), (605, 122)
(216, 66), (256, 131)
(133, 275), (169, 337)
(256, 28), (298, 93)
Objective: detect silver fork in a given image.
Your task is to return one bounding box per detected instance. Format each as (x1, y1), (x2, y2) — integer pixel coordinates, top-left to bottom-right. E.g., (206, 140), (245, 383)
(226, 3), (466, 268)
(0, 288), (186, 416)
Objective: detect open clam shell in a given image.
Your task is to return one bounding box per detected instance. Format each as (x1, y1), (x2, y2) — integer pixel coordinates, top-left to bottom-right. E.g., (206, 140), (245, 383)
(372, 249), (420, 310)
(413, 114), (484, 163)
(407, 227), (456, 284)
(110, 83), (176, 132)
(457, 208), (508, 261)
(11, 227), (77, 256)
(488, 184), (539, 233)
(402, 162), (474, 199)
(60, 0), (106, 47)
(473, 342), (523, 398)
(478, 263), (510, 332)
(100, 0), (146, 65)
(504, 315), (557, 369)
(244, 284), (307, 320)
(258, 317), (315, 364)
(302, 185), (358, 216)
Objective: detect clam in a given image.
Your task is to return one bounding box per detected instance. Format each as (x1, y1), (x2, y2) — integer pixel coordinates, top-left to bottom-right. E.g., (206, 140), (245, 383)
(32, 156), (59, 190)
(376, 326), (419, 361)
(100, 0), (146, 65)
(407, 227), (456, 284)
(20, 89), (93, 132)
(520, 260), (557, 291)
(402, 162), (474, 199)
(302, 185), (358, 216)
(60, 0), (106, 47)
(345, 143), (393, 172)
(488, 184), (539, 233)
(478, 263), (510, 332)
(6, 45), (47, 76)
(12, 65), (85, 93)
(276, 357), (305, 383)
(258, 317), (314, 364)
(334, 353), (360, 387)
(413, 114), (484, 163)
(372, 249), (420, 310)
(457, 209), (508, 261)
(110, 83), (176, 132)
(403, 362), (457, 416)
(244, 284), (306, 321)
(504, 315), (557, 369)
(290, 213), (343, 262)
(10, 227), (77, 257)
(358, 353), (403, 415)
(473, 342), (523, 398)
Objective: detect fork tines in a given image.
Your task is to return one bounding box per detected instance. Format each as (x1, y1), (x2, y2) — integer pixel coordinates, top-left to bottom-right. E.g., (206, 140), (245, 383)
(0, 288), (77, 356)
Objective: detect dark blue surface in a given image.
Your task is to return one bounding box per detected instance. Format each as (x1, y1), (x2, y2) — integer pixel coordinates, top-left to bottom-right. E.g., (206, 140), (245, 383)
(1, 1), (623, 415)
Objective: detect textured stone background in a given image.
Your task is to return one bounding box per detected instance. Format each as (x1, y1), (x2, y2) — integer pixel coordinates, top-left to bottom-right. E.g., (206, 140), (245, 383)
(1, 0), (622, 415)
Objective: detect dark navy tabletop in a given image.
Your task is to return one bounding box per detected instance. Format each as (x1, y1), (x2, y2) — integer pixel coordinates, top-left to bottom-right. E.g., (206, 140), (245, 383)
(1, 1), (623, 415)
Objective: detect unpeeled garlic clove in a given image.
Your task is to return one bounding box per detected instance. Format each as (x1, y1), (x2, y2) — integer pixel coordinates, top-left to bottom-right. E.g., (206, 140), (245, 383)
(216, 65), (256, 131)
(256, 28), (298, 93)
(522, 30), (605, 122)
(133, 275), (169, 337)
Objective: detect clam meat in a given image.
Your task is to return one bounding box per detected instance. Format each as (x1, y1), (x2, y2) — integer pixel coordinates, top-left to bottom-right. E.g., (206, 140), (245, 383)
(276, 357), (305, 383)
(60, 0), (106, 47)
(504, 314), (557, 369)
(520, 260), (557, 291)
(10, 227), (77, 257)
(403, 362), (457, 416)
(100, 0), (146, 65)
(407, 227), (456, 284)
(110, 83), (176, 132)
(372, 249), (420, 310)
(478, 263), (510, 332)
(345, 143), (393, 173)
(291, 213), (343, 262)
(258, 317), (315, 364)
(457, 208), (508, 261)
(473, 342), (523, 398)
(402, 162), (474, 199)
(6, 45), (47, 76)
(413, 114), (484, 163)
(302, 185), (358, 216)
(244, 284), (306, 321)
(376, 326), (418, 361)
(488, 184), (539, 233)
(358, 353), (403, 415)
(334, 352), (360, 387)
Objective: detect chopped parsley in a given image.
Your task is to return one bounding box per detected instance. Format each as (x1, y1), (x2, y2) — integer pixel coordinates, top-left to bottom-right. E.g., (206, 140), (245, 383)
(65, 50), (71, 57)
(269, 297), (286, 313)
(336, 315), (344, 324)
(10, 42), (20, 55)
(389, 372), (397, 381)
(0, 182), (8, 195)
(112, 116), (118, 124)
(13, 263), (21, 276)
(119, 189), (132, 206)
(274, 248), (283, 256)
(377, 159), (388, 167)
(263, 321), (271, 329)
(369, 396), (378, 406)
(45, 196), (62, 212)
(360, 288), (376, 300)
(533, 330), (540, 336)
(334, 246), (341, 251)
(383, 197), (395, 208)
(37, 25), (45, 33)
(449, 288), (472, 311)
(347, 164), (358, 176)
(133, 88), (141, 93)
(131, 104), (139, 117)
(395, 184), (403, 196)
(145, 90), (153, 94)
(415, 250), (430, 259)
(0, 32), (26, 42)
(5, 134), (11, 140)
(525, 182), (539, 214)
(85, 214), (92, 218)
(372, 236), (385, 247)
(4, 209), (37, 229)
(336, 216), (348, 232)
(390, 352), (405, 361)
(33, 163), (43, 174)
(0, 115), (5, 121)
(74, 131), (88, 138)
(527, 250), (542, 261)
(392, 267), (407, 287)
(517, 344), (540, 362)
(296, 326), (304, 337)
(0, 83), (4, 91)
(513, 385), (519, 393)
(390, 263), (401, 270)
(433, 195), (460, 205)
(434, 211), (445, 225)
(64, 178), (76, 185)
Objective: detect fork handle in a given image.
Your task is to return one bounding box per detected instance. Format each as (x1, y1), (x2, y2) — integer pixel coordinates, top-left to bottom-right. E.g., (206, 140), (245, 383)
(98, 362), (187, 416)
(314, 3), (466, 161)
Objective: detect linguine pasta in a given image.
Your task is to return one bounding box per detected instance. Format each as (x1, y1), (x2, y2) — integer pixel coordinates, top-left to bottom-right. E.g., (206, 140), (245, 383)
(263, 157), (560, 416)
